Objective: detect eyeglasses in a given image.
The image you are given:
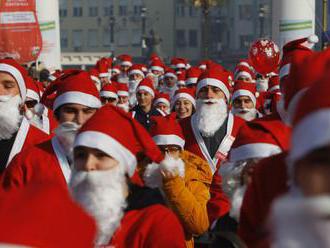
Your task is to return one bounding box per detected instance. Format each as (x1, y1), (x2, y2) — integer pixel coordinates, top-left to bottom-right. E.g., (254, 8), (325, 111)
(101, 97), (117, 104)
(159, 146), (181, 153)
(25, 100), (38, 108)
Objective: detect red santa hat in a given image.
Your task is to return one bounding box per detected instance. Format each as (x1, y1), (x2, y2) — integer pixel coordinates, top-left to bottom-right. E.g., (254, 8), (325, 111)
(150, 60), (165, 73)
(289, 67), (330, 164)
(268, 75), (280, 93)
(128, 64), (145, 78)
(26, 76), (40, 102)
(136, 78), (155, 97)
(198, 59), (214, 70)
(185, 67), (202, 86)
(100, 83), (118, 100)
(164, 68), (178, 80)
(0, 58), (28, 101)
(229, 121), (284, 162)
(196, 68), (231, 101)
(283, 48), (330, 122)
(111, 65), (121, 75)
(118, 54), (133, 67)
(89, 68), (101, 85)
(153, 92), (170, 108)
(170, 57), (187, 70)
(96, 57), (110, 78)
(176, 70), (186, 87)
(42, 70), (101, 111)
(74, 105), (164, 176)
(279, 35), (318, 81)
(234, 65), (255, 81)
(236, 59), (252, 70)
(150, 114), (185, 149)
(171, 87), (196, 109)
(116, 83), (129, 97)
(0, 183), (96, 248)
(232, 80), (258, 107)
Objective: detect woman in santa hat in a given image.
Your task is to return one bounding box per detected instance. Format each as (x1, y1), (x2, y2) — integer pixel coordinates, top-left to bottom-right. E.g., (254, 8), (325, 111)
(171, 88), (196, 120)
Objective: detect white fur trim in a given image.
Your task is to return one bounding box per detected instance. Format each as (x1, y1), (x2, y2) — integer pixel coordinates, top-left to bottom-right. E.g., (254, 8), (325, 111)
(0, 63), (26, 101)
(171, 92), (196, 108)
(230, 143), (282, 162)
(279, 63), (291, 79)
(48, 75), (57, 81)
(153, 134), (185, 149)
(196, 78), (230, 101)
(175, 63), (186, 69)
(121, 61), (132, 67)
(143, 162), (163, 188)
(151, 66), (164, 72)
(91, 75), (101, 84)
(154, 98), (170, 107)
(128, 69), (144, 77)
(238, 61), (250, 68)
(289, 109), (330, 164)
(268, 85), (280, 92)
(234, 71), (252, 80)
(26, 89), (40, 101)
(160, 155), (185, 177)
(137, 85), (154, 97)
(199, 65), (207, 70)
(232, 90), (256, 106)
(164, 72), (177, 79)
(99, 72), (109, 77)
(186, 77), (198, 85)
(74, 131), (137, 177)
(177, 80), (185, 86)
(53, 91), (101, 111)
(100, 91), (118, 99)
(117, 90), (129, 97)
(308, 34), (319, 44)
(112, 68), (120, 74)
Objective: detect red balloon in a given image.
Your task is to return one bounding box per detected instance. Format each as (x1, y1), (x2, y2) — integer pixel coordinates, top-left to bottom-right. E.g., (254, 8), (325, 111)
(248, 39), (280, 75)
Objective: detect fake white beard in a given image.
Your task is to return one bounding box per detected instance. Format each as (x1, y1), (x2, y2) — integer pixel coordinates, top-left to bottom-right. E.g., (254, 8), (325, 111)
(232, 107), (257, 121)
(54, 122), (81, 161)
(0, 95), (23, 140)
(143, 154), (185, 189)
(270, 194), (330, 248)
(195, 98), (228, 137)
(117, 102), (130, 112)
(70, 166), (127, 246)
(161, 85), (178, 98)
(128, 79), (140, 93)
(256, 79), (269, 92)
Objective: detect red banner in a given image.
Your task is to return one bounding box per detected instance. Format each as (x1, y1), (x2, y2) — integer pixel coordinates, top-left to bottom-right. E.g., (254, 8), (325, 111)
(0, 0), (42, 63)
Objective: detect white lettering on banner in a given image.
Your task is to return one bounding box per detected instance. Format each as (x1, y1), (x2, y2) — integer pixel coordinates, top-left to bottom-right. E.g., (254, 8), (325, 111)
(0, 11), (35, 24)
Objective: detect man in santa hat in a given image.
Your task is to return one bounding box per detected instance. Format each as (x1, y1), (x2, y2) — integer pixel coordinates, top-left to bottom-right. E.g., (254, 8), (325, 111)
(116, 83), (130, 112)
(179, 67), (245, 226)
(153, 92), (170, 115)
(100, 83), (118, 106)
(128, 64), (145, 107)
(2, 70), (101, 189)
(231, 80), (262, 121)
(131, 78), (164, 131)
(0, 59), (49, 173)
(70, 104), (186, 247)
(161, 68), (178, 98)
(117, 54), (133, 84)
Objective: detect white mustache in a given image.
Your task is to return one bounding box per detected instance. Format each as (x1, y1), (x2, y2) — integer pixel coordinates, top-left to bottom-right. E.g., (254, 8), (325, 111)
(199, 98), (222, 104)
(0, 95), (14, 102)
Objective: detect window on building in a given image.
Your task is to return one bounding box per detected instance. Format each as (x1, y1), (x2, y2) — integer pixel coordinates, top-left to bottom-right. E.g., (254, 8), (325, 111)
(189, 30), (198, 47)
(239, 5), (253, 20)
(176, 29), (186, 48)
(240, 35), (253, 50)
(61, 30), (68, 48)
(133, 0), (142, 16)
(119, 0), (128, 16)
(88, 29), (98, 47)
(118, 29), (129, 46)
(73, 0), (83, 17)
(132, 29), (141, 46)
(189, 6), (199, 17)
(59, 0), (67, 17)
(104, 0), (114, 16)
(72, 29), (83, 50)
(176, 4), (185, 17)
(88, 0), (98, 17)
(103, 28), (111, 47)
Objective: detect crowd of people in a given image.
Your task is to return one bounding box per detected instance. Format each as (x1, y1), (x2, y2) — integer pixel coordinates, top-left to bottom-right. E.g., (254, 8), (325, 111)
(0, 34), (329, 248)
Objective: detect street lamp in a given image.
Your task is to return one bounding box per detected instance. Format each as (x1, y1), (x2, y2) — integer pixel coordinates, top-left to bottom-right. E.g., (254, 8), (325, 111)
(109, 16), (115, 55)
(258, 4), (266, 38)
(141, 6), (147, 58)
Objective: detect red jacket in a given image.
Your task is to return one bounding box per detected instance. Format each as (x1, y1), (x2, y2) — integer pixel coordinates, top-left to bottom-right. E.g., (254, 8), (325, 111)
(238, 152), (289, 248)
(2, 137), (69, 190)
(109, 204), (186, 248)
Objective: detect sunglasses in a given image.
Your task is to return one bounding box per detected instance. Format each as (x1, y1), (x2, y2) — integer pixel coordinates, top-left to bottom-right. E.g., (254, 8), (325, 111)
(159, 146), (181, 153)
(25, 100), (38, 108)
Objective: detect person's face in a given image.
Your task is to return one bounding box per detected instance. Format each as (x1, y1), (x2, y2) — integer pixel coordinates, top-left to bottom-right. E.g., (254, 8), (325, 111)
(100, 77), (110, 87)
(0, 72), (20, 97)
(74, 146), (119, 171)
(129, 73), (143, 81)
(156, 102), (169, 114)
(121, 65), (130, 72)
(136, 90), (153, 107)
(158, 145), (181, 159)
(151, 70), (162, 76)
(57, 103), (97, 125)
(164, 76), (176, 88)
(101, 97), (118, 106)
(294, 147), (330, 196)
(118, 95), (129, 104)
(197, 85), (226, 100)
(174, 98), (193, 119)
(233, 96), (254, 110)
(237, 76), (252, 82)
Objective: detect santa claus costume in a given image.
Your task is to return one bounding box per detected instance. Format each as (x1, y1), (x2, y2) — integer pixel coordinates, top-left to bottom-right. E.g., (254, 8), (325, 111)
(2, 70), (101, 189)
(0, 59), (49, 173)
